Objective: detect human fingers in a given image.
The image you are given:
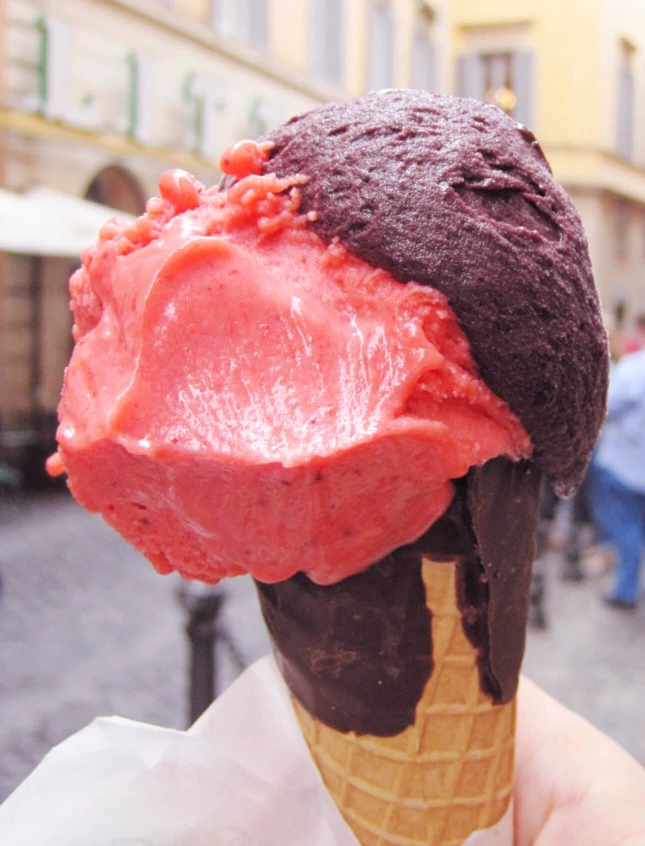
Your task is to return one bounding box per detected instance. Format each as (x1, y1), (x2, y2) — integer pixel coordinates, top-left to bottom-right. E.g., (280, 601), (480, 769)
(513, 676), (645, 846)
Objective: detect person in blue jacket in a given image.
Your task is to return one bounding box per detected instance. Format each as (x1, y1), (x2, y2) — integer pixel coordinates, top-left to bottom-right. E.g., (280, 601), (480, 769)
(590, 347), (645, 608)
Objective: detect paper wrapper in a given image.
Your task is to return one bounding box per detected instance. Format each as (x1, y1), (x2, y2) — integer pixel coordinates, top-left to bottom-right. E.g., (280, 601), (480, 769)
(0, 656), (513, 845)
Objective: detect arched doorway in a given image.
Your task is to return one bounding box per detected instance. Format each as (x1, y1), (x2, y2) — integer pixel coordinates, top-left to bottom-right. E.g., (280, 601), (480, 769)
(84, 165), (146, 216)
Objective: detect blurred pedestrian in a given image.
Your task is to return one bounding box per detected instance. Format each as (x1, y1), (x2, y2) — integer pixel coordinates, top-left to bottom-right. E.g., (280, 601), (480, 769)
(529, 473), (595, 630)
(590, 347), (645, 609)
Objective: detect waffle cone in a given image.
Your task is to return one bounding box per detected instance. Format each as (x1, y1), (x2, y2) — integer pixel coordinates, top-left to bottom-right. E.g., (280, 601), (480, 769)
(291, 556), (516, 846)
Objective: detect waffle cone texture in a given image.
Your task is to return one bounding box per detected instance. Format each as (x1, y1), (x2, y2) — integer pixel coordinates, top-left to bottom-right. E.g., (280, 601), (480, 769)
(291, 557), (516, 846)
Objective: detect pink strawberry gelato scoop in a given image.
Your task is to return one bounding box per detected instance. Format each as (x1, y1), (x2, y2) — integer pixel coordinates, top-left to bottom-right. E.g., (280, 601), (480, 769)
(52, 144), (530, 586)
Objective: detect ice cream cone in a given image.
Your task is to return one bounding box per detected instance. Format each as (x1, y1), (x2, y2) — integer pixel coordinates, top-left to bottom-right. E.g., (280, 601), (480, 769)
(290, 557), (516, 846)
(51, 86), (605, 846)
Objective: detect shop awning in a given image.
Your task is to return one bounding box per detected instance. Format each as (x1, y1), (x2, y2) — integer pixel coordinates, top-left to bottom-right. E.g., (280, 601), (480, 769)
(0, 185), (135, 258)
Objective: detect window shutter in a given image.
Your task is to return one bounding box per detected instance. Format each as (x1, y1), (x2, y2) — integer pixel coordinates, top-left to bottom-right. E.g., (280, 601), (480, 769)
(617, 61), (635, 159)
(212, 0), (237, 35)
(39, 16), (72, 120)
(310, 0), (324, 76)
(412, 32), (436, 91)
(247, 0), (268, 51)
(311, 0), (343, 85)
(511, 49), (536, 128)
(455, 52), (485, 102)
(127, 52), (155, 145)
(368, 1), (395, 91)
(325, 0), (343, 85)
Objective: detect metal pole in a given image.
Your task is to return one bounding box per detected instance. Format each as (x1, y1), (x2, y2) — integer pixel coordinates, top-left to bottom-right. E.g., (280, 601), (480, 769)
(176, 580), (226, 725)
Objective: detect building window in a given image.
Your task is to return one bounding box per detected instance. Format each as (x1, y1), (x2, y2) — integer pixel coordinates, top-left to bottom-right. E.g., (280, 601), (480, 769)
(411, 3), (436, 91)
(212, 0), (268, 52)
(367, 0), (394, 91)
(183, 72), (226, 158)
(37, 16), (72, 120)
(482, 52), (517, 113)
(310, 0), (343, 87)
(127, 52), (155, 145)
(456, 48), (535, 127)
(616, 40), (635, 159)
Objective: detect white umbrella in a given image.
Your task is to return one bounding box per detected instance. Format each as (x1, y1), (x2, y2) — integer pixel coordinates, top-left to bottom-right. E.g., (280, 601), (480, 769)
(0, 186), (136, 258)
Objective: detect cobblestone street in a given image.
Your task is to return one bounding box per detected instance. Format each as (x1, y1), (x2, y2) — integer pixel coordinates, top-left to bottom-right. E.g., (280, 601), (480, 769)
(1, 488), (644, 804)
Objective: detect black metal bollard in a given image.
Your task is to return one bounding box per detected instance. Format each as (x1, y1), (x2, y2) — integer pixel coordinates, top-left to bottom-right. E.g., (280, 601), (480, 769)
(176, 579), (247, 725)
(176, 580), (226, 725)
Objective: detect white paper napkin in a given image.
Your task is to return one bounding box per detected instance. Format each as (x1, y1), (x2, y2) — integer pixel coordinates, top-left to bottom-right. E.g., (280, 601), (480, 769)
(0, 656), (513, 845)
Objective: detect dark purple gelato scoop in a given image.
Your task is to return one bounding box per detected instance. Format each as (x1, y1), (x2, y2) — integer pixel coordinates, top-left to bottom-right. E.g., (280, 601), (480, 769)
(264, 89), (608, 495)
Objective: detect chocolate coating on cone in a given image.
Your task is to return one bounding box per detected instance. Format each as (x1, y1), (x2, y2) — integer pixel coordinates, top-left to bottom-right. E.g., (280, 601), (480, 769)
(256, 457), (541, 736)
(458, 458), (541, 701)
(264, 90), (608, 495)
(257, 550), (432, 737)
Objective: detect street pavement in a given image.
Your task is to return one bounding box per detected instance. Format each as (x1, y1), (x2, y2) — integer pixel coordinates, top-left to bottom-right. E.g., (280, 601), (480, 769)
(1, 487), (644, 804)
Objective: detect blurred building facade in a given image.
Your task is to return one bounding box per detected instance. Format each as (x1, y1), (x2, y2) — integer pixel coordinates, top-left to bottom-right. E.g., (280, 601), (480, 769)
(452, 0), (645, 346)
(0, 0), (450, 478)
(1, 0), (643, 479)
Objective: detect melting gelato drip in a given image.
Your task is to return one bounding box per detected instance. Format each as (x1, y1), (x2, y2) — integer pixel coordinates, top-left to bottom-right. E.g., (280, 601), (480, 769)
(55, 154), (530, 587)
